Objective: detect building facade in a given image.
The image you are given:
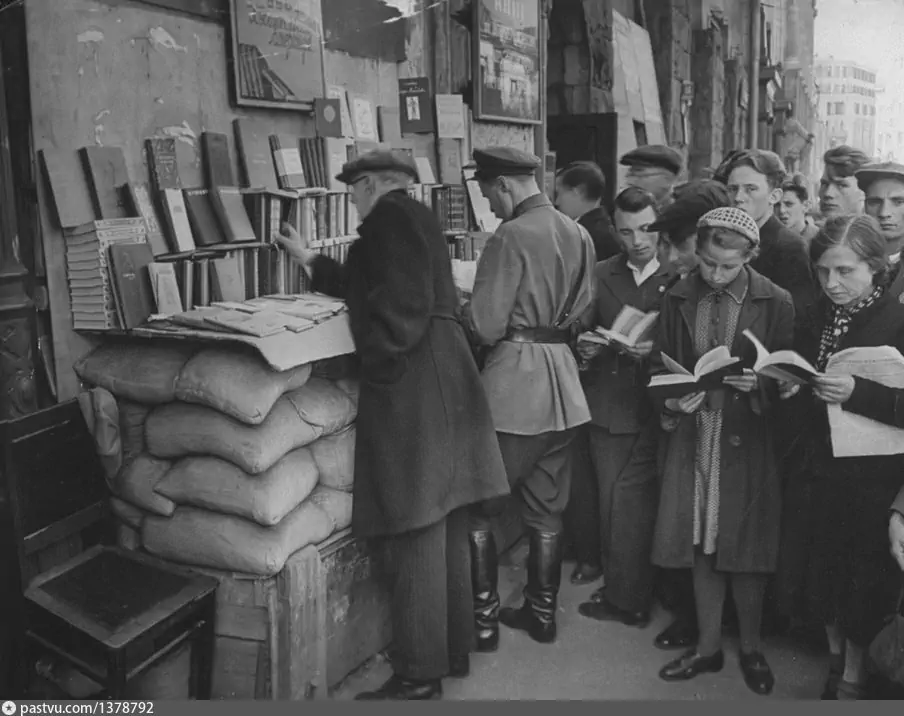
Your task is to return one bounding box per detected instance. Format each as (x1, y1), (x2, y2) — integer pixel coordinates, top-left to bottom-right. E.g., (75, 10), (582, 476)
(814, 57), (879, 157)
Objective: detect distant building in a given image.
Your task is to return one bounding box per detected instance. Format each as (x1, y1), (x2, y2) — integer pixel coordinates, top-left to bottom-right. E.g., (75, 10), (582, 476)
(814, 57), (879, 156)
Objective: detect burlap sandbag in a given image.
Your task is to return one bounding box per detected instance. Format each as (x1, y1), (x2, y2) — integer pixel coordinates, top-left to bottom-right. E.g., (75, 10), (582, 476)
(285, 378), (357, 436)
(307, 485), (354, 531)
(175, 348), (313, 425)
(335, 378), (360, 410)
(145, 396), (318, 474)
(77, 388), (121, 487)
(309, 426), (355, 492)
(110, 496), (147, 530)
(145, 380), (356, 474)
(154, 447), (320, 526)
(74, 342), (196, 405)
(115, 454), (175, 517)
(142, 501), (335, 576)
(118, 400), (150, 464)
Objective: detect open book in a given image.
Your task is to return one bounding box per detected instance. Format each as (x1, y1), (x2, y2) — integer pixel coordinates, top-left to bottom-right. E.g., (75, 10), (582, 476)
(743, 329), (820, 385)
(823, 345), (904, 457)
(647, 346), (743, 400)
(580, 306), (659, 348)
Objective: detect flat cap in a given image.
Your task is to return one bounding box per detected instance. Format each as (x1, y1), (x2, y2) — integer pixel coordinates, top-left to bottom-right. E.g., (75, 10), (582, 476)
(648, 180), (732, 234)
(855, 161), (904, 191)
(472, 147), (541, 181)
(697, 206), (760, 246)
(335, 149), (419, 185)
(619, 145), (683, 175)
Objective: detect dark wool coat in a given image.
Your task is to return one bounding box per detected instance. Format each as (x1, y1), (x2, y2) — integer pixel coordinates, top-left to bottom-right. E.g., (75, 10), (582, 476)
(776, 286), (904, 645)
(650, 267), (794, 573)
(580, 206), (620, 262)
(310, 190), (510, 537)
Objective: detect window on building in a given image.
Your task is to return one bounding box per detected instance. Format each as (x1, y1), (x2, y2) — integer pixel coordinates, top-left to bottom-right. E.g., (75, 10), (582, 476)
(827, 66), (833, 77)
(855, 103), (860, 114)
(827, 103), (833, 115)
(843, 66), (848, 77)
(836, 102), (845, 114)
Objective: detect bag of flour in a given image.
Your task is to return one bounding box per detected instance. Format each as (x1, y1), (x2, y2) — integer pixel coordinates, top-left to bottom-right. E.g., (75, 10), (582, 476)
(77, 388), (122, 487)
(115, 454), (175, 517)
(307, 485), (354, 532)
(175, 348), (313, 425)
(142, 500), (336, 576)
(309, 426), (355, 491)
(154, 447), (320, 526)
(109, 496), (147, 530)
(75, 342), (196, 404)
(285, 378), (357, 436)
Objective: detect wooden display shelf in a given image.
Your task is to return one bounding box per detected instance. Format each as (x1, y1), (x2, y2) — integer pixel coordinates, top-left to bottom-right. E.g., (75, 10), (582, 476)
(193, 529), (391, 700)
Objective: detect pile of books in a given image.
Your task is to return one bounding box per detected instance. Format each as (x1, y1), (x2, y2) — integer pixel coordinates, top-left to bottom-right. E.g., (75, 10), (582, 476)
(64, 218), (148, 331)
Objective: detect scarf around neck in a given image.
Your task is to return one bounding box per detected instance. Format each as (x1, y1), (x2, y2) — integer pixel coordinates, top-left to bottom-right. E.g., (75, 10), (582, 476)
(815, 283), (884, 371)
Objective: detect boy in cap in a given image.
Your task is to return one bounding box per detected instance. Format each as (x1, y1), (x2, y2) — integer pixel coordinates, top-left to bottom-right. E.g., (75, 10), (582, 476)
(819, 145), (870, 218)
(620, 144), (684, 208)
(463, 145), (595, 648)
(277, 149), (509, 700)
(856, 161), (904, 299)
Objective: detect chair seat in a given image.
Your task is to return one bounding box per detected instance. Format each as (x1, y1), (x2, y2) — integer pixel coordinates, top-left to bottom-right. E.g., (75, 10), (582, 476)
(25, 545), (218, 650)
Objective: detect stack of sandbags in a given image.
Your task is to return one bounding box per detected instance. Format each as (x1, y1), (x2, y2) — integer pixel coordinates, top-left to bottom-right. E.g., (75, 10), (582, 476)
(74, 341), (358, 577)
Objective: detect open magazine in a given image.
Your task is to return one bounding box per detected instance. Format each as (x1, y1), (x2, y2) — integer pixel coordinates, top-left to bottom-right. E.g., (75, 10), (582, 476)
(823, 345), (904, 457)
(647, 346), (743, 400)
(742, 329), (820, 384)
(579, 306), (659, 348)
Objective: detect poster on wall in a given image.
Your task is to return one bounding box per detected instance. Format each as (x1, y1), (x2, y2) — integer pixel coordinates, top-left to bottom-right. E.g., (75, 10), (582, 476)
(472, 0), (542, 125)
(229, 0), (325, 111)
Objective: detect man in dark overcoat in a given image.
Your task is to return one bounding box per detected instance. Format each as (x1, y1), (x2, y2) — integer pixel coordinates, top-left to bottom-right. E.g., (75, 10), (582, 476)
(277, 149), (509, 700)
(463, 147), (595, 648)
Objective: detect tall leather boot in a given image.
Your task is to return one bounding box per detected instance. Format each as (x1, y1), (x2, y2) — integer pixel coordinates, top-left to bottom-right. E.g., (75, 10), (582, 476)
(468, 529), (500, 653)
(499, 529), (563, 644)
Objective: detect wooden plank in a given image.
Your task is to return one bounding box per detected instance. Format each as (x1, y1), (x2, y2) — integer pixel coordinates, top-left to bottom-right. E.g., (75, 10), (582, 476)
(215, 605), (268, 642)
(211, 637), (260, 700)
(280, 544), (326, 700)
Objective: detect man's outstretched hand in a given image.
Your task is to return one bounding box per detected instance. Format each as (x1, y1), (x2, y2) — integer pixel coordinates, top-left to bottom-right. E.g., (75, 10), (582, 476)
(275, 222), (315, 266)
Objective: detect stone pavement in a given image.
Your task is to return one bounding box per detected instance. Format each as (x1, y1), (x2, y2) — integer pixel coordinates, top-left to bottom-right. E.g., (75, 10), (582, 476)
(333, 544), (830, 700)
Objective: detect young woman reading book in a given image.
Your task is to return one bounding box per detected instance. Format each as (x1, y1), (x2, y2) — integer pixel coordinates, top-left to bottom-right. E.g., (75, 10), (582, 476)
(648, 207), (795, 696)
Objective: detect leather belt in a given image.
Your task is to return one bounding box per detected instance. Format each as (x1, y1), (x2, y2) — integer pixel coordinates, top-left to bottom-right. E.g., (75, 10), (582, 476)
(504, 327), (572, 344)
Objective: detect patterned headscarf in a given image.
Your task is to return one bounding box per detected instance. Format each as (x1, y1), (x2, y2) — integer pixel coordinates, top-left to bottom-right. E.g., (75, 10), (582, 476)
(815, 284), (885, 370)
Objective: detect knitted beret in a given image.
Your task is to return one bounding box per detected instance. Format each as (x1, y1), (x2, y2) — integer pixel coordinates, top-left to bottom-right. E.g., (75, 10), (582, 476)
(697, 207), (760, 246)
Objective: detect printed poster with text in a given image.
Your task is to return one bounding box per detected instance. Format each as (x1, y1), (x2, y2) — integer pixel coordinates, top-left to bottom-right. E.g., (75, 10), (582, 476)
(231, 0), (325, 110)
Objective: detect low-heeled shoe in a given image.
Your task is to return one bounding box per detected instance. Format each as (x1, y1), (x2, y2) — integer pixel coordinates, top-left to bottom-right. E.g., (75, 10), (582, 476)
(659, 649), (725, 682)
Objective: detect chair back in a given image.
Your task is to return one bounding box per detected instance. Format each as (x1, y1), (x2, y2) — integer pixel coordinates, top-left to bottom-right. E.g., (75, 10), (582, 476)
(2, 399), (110, 581)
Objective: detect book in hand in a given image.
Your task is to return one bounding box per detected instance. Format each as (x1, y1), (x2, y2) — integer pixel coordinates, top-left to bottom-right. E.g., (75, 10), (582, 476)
(742, 329), (820, 385)
(647, 346), (743, 400)
(580, 306), (659, 348)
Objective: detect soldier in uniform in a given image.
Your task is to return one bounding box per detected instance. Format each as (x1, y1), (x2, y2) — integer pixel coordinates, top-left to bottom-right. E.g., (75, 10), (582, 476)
(463, 147), (595, 648)
(620, 145), (685, 209)
(276, 149), (510, 700)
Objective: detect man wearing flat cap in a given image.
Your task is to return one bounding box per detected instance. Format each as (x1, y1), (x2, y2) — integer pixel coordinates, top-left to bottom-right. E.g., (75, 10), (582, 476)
(462, 145), (595, 649)
(856, 162), (904, 299)
(277, 149), (509, 700)
(621, 144), (684, 209)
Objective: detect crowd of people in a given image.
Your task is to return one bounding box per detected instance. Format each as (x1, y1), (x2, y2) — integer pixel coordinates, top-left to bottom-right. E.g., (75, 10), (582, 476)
(276, 142), (904, 701)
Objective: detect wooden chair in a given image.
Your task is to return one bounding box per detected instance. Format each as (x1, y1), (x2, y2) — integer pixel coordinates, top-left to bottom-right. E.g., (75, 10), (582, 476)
(2, 399), (219, 699)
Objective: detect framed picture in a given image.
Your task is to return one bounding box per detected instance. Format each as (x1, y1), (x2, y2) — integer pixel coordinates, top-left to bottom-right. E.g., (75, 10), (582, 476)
(472, 0), (542, 125)
(229, 0), (325, 111)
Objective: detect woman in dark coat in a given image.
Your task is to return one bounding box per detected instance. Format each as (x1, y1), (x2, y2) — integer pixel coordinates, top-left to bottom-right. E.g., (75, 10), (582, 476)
(277, 150), (509, 700)
(649, 207), (794, 696)
(776, 214), (904, 700)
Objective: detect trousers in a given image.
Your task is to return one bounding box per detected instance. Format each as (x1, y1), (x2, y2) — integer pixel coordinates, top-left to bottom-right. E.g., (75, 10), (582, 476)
(378, 507), (473, 680)
(472, 429), (577, 533)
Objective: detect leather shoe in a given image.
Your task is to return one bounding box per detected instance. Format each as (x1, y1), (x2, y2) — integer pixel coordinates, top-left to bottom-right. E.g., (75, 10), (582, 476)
(739, 650), (775, 696)
(659, 649), (724, 682)
(654, 617), (698, 650)
(448, 654), (469, 679)
(578, 596), (649, 627)
(355, 675), (442, 700)
(820, 654), (843, 700)
(570, 563), (603, 585)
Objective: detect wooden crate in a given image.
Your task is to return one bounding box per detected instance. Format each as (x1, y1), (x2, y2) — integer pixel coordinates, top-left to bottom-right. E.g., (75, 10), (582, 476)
(204, 529), (391, 700)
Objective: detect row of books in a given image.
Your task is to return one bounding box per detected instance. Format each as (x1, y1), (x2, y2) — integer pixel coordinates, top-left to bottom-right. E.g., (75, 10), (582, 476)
(407, 184), (469, 233)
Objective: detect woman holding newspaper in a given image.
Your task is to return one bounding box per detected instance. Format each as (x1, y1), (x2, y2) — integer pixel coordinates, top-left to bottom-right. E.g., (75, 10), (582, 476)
(775, 214), (904, 700)
(647, 207), (795, 696)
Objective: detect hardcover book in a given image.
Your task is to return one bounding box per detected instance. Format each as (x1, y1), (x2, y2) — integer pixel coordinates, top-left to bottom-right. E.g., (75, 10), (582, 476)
(79, 146), (131, 219)
(145, 137), (181, 192)
(234, 118), (279, 191)
(39, 148), (96, 228)
(183, 188), (224, 247)
(201, 132), (236, 188)
(108, 242), (156, 329)
(210, 187), (257, 243)
(159, 188), (197, 254)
